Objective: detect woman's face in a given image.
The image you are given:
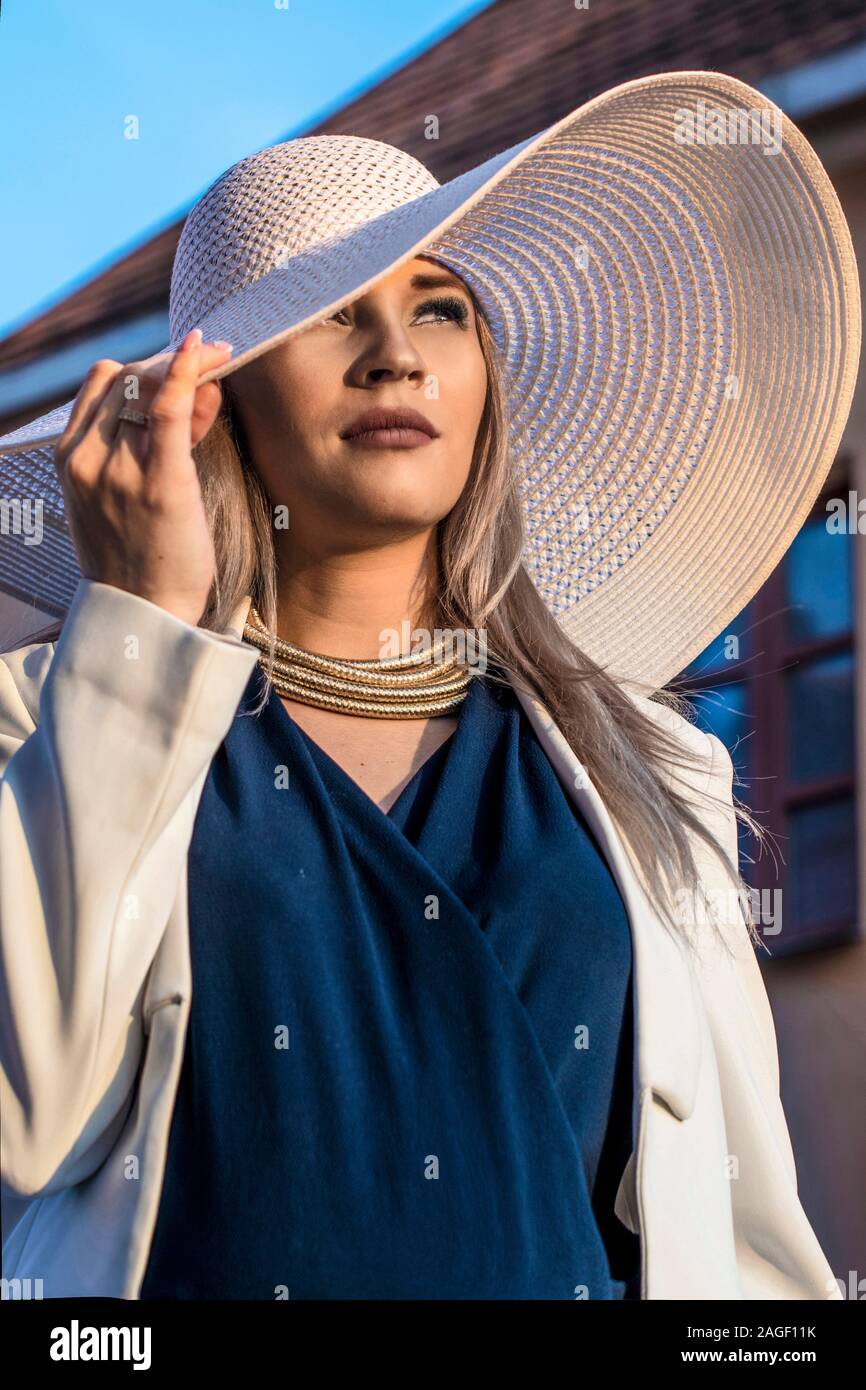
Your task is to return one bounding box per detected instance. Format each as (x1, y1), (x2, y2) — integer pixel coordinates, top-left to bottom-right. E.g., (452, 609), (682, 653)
(227, 256), (488, 550)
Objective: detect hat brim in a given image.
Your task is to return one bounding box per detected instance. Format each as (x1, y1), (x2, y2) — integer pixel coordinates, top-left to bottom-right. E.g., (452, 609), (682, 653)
(1, 70), (860, 693)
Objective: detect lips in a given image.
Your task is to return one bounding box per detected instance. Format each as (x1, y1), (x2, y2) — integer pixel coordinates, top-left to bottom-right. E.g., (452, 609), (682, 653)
(340, 407), (439, 440)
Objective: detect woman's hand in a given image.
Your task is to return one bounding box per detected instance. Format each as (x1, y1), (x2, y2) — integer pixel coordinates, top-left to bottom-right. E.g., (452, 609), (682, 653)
(52, 328), (234, 628)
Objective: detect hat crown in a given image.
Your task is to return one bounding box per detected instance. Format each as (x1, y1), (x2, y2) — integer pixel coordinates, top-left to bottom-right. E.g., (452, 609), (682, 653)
(169, 134), (440, 342)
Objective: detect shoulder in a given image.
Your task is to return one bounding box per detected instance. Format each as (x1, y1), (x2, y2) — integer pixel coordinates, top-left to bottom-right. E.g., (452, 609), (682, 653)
(618, 686), (743, 829)
(621, 685), (717, 771)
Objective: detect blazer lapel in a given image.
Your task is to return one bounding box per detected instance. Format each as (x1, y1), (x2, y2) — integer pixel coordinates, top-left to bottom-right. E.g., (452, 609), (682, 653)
(508, 676), (703, 1123)
(142, 591), (256, 1030)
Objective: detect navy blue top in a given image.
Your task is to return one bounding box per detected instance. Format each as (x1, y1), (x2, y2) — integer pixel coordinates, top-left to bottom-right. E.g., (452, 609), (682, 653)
(140, 667), (641, 1300)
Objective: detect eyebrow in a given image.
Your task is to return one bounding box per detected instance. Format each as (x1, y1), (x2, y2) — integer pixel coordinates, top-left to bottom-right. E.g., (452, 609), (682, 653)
(408, 271), (470, 295)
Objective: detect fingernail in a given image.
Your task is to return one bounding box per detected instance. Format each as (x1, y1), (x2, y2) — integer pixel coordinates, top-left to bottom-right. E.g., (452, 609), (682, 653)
(212, 339), (233, 352)
(182, 327), (203, 350)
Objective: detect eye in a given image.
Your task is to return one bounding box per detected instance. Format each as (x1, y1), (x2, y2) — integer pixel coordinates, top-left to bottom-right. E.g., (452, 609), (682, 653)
(414, 295), (469, 326)
(324, 295), (469, 328)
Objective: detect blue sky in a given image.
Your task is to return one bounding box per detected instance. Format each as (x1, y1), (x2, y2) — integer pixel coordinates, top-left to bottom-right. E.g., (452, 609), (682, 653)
(0, 0), (493, 339)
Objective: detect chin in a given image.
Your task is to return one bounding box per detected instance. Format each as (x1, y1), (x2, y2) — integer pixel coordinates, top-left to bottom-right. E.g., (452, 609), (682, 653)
(360, 503), (446, 532)
(344, 484), (454, 530)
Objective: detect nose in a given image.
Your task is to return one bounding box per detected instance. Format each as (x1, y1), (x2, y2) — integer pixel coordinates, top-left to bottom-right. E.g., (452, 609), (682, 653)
(345, 314), (428, 388)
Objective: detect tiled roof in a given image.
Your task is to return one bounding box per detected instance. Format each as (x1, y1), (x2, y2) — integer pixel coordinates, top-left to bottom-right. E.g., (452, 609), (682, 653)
(1, 0), (864, 372)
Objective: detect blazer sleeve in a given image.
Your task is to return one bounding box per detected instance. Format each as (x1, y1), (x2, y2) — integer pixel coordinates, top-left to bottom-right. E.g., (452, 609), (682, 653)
(0, 578), (259, 1196)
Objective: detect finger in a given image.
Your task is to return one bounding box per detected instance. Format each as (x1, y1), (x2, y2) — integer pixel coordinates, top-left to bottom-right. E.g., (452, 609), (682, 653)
(190, 381), (225, 447)
(56, 355), (172, 483)
(54, 359), (123, 472)
(141, 329), (207, 478)
(60, 349), (176, 458)
(107, 376), (226, 489)
(109, 338), (230, 434)
(82, 339), (230, 479)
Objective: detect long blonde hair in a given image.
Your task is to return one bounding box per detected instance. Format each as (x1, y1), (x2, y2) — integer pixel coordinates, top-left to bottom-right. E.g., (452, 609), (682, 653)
(184, 296), (769, 953)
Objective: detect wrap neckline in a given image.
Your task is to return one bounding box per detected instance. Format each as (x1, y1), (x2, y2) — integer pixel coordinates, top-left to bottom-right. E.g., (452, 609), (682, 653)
(269, 674), (483, 821)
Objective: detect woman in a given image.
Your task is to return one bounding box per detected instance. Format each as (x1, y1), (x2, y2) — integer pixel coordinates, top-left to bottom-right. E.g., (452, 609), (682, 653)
(0, 71), (858, 1301)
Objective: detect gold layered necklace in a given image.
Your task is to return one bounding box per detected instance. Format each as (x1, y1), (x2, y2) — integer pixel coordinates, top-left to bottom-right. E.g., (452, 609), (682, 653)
(242, 605), (473, 718)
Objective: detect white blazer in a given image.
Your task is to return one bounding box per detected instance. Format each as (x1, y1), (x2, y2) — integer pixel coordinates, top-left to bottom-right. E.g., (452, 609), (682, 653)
(0, 579), (842, 1300)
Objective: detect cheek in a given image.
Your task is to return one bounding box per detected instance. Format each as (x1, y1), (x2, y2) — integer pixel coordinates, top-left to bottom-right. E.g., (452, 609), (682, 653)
(248, 364), (330, 456)
(262, 368), (313, 424)
(452, 356), (488, 445)
(433, 340), (487, 421)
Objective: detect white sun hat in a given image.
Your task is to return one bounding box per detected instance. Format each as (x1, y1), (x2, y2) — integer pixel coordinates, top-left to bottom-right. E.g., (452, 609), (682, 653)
(0, 70), (859, 692)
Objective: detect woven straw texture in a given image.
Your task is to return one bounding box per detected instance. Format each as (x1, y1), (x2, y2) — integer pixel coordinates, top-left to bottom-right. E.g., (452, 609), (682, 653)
(0, 71), (859, 692)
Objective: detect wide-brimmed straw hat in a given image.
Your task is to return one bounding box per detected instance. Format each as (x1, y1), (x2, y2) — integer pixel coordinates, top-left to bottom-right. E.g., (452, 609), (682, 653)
(0, 70), (859, 692)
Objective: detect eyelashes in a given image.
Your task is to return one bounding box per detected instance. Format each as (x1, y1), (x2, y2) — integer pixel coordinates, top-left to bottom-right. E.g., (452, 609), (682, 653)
(326, 294), (469, 329)
(417, 294), (470, 326)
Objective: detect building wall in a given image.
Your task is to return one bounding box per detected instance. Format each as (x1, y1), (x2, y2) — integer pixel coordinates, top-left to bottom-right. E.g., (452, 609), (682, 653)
(777, 147), (866, 1290)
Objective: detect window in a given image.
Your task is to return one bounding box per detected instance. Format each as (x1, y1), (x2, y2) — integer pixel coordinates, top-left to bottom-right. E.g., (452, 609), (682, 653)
(670, 466), (859, 956)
